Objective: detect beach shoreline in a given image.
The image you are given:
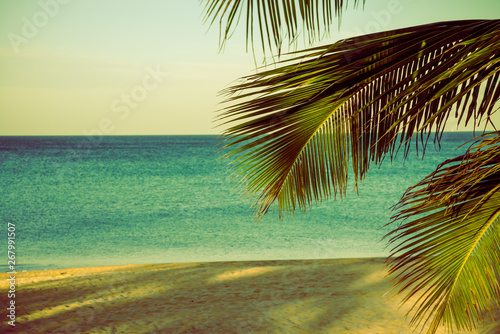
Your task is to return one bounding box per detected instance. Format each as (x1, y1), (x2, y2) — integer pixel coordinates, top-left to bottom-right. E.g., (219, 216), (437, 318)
(1, 258), (497, 333)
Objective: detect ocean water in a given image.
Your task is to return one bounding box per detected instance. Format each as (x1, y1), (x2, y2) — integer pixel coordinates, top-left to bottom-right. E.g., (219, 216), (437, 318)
(0, 133), (476, 271)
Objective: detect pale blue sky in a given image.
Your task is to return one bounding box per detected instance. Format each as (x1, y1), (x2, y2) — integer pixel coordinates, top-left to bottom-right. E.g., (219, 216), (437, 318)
(0, 0), (499, 135)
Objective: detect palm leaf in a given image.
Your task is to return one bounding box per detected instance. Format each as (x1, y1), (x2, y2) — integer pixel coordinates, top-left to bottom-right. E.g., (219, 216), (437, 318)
(200, 0), (364, 56)
(218, 19), (500, 219)
(386, 131), (500, 333)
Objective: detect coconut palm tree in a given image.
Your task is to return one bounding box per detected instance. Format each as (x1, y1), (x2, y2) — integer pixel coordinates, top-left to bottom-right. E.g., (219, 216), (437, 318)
(201, 1), (500, 333)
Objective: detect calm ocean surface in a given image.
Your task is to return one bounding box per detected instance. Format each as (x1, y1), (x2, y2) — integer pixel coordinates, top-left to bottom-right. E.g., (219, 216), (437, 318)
(0, 133), (476, 271)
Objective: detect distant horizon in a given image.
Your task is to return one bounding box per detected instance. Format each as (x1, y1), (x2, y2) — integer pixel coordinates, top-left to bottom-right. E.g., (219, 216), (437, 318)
(0, 130), (488, 137)
(0, 134), (222, 137)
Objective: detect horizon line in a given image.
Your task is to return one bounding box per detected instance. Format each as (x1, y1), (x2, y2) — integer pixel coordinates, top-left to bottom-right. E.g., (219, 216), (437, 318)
(0, 130), (486, 137)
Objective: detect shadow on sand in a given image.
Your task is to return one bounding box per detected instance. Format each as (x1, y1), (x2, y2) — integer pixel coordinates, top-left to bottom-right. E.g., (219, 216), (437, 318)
(1, 258), (498, 334)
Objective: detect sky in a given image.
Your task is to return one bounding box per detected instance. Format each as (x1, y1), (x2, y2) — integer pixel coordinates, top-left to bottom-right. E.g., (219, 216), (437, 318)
(0, 0), (499, 135)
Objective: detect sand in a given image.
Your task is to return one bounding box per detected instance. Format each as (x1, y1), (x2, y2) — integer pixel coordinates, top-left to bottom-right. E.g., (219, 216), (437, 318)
(1, 258), (498, 334)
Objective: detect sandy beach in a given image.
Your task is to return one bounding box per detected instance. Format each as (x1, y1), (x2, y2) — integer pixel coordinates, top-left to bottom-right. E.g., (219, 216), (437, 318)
(1, 258), (498, 334)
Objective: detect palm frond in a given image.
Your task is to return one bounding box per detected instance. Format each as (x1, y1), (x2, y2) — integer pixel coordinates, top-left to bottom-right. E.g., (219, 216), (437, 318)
(386, 131), (500, 333)
(200, 0), (364, 56)
(218, 19), (500, 219)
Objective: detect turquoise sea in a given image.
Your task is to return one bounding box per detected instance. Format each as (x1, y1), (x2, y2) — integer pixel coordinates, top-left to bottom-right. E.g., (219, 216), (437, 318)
(0, 133), (476, 271)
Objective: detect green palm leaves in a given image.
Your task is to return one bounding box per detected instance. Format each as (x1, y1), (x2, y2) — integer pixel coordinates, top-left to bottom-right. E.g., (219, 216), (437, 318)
(219, 20), (500, 221)
(388, 132), (500, 332)
(201, 0), (363, 55)
(202, 2), (500, 332)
